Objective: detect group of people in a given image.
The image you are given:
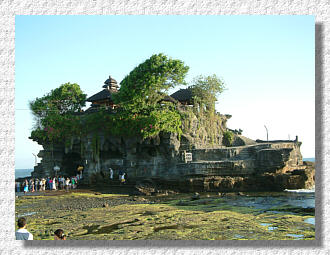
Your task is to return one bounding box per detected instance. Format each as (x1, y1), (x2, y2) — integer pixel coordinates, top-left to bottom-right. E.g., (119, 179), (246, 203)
(15, 217), (66, 240)
(15, 174), (82, 193)
(109, 167), (127, 184)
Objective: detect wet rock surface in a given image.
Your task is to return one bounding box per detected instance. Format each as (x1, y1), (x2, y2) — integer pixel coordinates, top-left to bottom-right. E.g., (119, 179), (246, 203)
(16, 190), (155, 212)
(15, 188), (315, 240)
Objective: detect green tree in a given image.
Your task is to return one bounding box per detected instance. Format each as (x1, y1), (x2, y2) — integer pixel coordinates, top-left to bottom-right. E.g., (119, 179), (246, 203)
(30, 83), (86, 142)
(114, 53), (189, 111)
(189, 74), (225, 113)
(30, 82), (86, 117)
(222, 130), (234, 147)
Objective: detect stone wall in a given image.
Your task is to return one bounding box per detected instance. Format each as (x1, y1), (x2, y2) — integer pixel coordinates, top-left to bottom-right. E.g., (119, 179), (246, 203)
(30, 110), (314, 192)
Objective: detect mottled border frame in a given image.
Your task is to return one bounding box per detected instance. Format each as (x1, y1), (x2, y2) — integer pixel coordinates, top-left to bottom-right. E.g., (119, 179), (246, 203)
(1, 0), (328, 254)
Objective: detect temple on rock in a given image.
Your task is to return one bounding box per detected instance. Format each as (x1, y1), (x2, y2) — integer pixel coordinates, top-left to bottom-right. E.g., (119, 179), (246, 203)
(30, 75), (315, 193)
(86, 76), (119, 111)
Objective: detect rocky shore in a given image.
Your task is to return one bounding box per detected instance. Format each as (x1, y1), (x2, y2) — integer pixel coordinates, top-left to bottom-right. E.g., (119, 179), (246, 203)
(15, 187), (315, 240)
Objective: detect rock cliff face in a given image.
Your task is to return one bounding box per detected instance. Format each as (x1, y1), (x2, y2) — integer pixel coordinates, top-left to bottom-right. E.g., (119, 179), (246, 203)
(31, 110), (314, 192)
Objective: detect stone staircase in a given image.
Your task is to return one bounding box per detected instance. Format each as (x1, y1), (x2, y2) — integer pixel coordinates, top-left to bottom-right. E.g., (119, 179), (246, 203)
(235, 147), (252, 160)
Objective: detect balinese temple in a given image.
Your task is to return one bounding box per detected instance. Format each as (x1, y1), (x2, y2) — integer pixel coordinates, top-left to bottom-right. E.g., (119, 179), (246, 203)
(86, 76), (119, 110)
(170, 88), (194, 105)
(85, 76), (194, 112)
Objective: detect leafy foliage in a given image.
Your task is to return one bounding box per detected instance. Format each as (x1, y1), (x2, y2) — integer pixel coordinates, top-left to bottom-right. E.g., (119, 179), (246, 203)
(30, 55), (188, 143)
(29, 55), (227, 148)
(30, 83), (86, 117)
(222, 130), (234, 147)
(29, 83), (86, 143)
(189, 75), (225, 113)
(114, 53), (189, 111)
(83, 106), (182, 139)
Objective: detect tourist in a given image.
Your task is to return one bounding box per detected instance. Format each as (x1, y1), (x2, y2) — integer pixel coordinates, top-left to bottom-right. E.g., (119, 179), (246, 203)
(58, 176), (62, 189)
(16, 181), (20, 193)
(54, 229), (66, 240)
(65, 177), (70, 192)
(71, 176), (76, 189)
(61, 176), (65, 190)
(120, 172), (126, 185)
(42, 178), (46, 191)
(55, 177), (59, 189)
(49, 177), (53, 190)
(31, 179), (35, 192)
(77, 165), (83, 180)
(35, 178), (39, 192)
(15, 217), (33, 240)
(46, 177), (50, 190)
(109, 167), (113, 180)
(39, 178), (43, 191)
(32, 179), (36, 192)
(29, 179), (34, 192)
(52, 177), (57, 190)
(23, 179), (28, 194)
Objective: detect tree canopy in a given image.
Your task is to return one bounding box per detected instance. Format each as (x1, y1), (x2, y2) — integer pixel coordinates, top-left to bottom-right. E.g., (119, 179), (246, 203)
(29, 55), (226, 144)
(30, 82), (86, 118)
(29, 83), (86, 142)
(189, 74), (225, 112)
(114, 53), (189, 111)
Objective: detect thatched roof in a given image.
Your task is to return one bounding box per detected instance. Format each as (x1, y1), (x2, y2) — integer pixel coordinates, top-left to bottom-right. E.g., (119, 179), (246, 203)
(87, 75), (119, 103)
(170, 88), (193, 102)
(86, 89), (116, 102)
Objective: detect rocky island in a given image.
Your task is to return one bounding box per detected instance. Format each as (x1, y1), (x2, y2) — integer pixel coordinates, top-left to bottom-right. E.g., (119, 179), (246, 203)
(29, 54), (315, 193)
(18, 54), (315, 241)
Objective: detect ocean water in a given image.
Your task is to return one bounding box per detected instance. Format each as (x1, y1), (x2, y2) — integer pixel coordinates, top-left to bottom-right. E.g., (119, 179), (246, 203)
(15, 169), (33, 179)
(303, 158), (315, 162)
(224, 190), (315, 211)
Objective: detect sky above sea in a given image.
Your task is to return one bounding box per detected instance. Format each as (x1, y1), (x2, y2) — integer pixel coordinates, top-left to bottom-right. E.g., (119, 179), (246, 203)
(15, 16), (315, 168)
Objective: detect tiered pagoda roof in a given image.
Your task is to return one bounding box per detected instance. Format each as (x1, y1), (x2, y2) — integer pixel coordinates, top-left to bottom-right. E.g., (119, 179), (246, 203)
(86, 75), (119, 103)
(102, 76), (119, 91)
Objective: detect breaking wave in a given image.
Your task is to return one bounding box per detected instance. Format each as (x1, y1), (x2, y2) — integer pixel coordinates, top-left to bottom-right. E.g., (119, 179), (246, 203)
(284, 186), (315, 193)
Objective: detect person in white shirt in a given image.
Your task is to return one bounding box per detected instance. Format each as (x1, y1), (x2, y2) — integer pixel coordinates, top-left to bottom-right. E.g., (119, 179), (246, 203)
(15, 217), (33, 240)
(52, 177), (57, 190)
(120, 173), (126, 184)
(109, 168), (113, 180)
(65, 178), (70, 191)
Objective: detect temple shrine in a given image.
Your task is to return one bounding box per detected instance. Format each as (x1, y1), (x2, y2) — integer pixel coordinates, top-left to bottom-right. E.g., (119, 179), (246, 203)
(86, 76), (119, 110)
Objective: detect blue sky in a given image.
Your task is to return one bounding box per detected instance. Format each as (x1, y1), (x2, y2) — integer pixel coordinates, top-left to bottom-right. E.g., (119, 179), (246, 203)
(15, 15), (315, 169)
